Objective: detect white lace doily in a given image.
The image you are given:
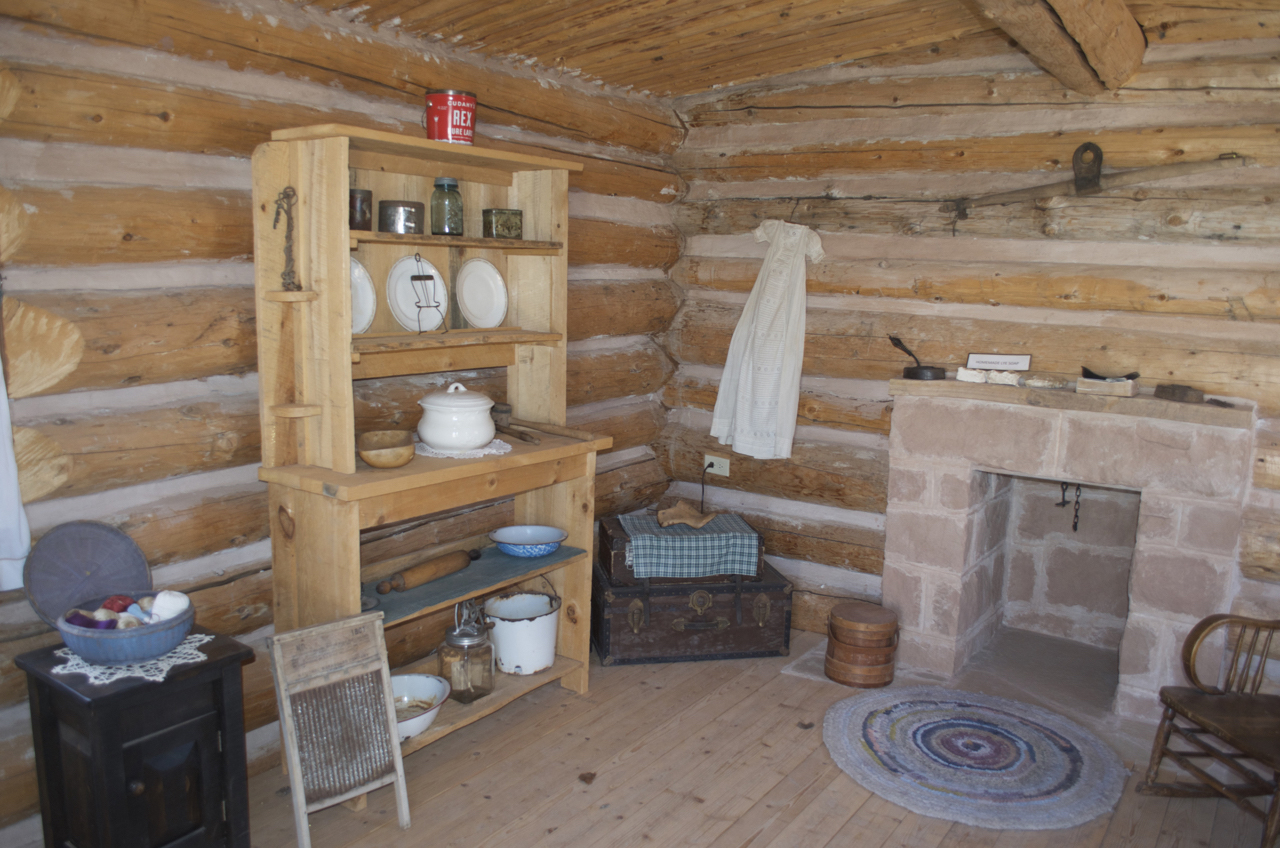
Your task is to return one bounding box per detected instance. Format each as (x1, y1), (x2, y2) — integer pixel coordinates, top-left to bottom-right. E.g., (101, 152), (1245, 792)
(415, 438), (513, 459)
(52, 633), (216, 685)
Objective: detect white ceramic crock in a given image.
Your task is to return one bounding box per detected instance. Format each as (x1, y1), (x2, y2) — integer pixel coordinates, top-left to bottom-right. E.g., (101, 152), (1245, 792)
(417, 382), (495, 451)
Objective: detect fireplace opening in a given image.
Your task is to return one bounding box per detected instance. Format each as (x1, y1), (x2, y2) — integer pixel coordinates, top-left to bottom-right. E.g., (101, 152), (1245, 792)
(966, 471), (1140, 704)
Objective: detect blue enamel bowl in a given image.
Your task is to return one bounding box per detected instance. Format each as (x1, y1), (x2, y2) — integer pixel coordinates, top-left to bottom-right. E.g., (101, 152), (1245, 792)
(489, 525), (568, 558)
(56, 592), (195, 664)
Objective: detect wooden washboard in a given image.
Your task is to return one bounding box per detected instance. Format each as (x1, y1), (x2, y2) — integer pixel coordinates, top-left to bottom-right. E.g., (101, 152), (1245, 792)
(268, 612), (410, 848)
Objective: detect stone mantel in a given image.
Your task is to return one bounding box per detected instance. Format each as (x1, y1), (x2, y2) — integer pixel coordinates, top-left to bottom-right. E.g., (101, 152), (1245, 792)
(888, 379), (1253, 431)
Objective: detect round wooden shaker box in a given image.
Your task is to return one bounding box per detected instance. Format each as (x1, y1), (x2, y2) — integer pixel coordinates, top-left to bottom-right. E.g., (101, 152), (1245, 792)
(825, 600), (898, 688)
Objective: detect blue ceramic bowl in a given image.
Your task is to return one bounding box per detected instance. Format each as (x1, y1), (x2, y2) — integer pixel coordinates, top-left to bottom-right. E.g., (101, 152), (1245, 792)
(489, 525), (568, 558)
(56, 592), (195, 664)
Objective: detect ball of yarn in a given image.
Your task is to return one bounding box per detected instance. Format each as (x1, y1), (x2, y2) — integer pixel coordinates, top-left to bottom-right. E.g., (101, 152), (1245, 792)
(138, 595), (155, 613)
(101, 594), (134, 613)
(64, 610), (97, 629)
(117, 613), (144, 629)
(92, 608), (119, 622)
(149, 590), (190, 622)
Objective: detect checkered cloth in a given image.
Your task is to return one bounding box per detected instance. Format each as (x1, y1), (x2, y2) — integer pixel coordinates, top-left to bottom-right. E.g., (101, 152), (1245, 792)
(618, 513), (759, 579)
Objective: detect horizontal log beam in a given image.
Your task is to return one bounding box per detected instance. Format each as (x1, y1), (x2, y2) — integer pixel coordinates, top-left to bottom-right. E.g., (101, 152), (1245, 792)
(4, 184), (678, 269)
(663, 368), (892, 436)
(666, 297), (1280, 413)
(568, 278), (681, 341)
(11, 340), (668, 502)
(654, 492), (885, 575)
(594, 456), (670, 518)
(674, 189), (1280, 246)
(660, 419), (888, 514)
(672, 255), (1280, 322)
(0, 61), (678, 203)
(674, 124), (1280, 181)
(568, 398), (666, 455)
(679, 58), (1280, 128)
(3, 290), (257, 397)
(1240, 506), (1280, 583)
(569, 219), (681, 270)
(1, 278), (668, 400)
(1, 0), (682, 153)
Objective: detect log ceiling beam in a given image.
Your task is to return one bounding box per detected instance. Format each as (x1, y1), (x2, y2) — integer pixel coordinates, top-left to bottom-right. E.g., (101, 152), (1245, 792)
(968, 0), (1146, 94)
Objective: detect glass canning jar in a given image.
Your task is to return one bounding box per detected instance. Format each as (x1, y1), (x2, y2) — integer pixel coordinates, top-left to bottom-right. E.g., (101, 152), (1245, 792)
(431, 177), (463, 236)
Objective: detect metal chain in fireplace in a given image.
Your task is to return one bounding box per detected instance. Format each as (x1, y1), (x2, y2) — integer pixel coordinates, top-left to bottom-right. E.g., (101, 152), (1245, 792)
(1056, 482), (1082, 532)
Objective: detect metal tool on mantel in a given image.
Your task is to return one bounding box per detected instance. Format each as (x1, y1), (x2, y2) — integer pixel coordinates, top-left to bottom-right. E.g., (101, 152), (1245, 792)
(490, 402), (598, 442)
(889, 336), (946, 381)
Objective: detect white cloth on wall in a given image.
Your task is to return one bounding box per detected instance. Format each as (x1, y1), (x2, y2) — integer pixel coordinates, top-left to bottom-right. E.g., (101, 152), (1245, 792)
(710, 220), (823, 460)
(0, 365), (30, 591)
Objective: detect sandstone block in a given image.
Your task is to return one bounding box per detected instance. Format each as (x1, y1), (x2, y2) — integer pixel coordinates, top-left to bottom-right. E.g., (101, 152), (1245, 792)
(1118, 616), (1158, 677)
(968, 496), (1011, 562)
(1137, 494), (1179, 542)
(884, 509), (969, 572)
(888, 466), (929, 506)
(1061, 418), (1251, 498)
(896, 630), (958, 676)
(1005, 548), (1037, 603)
(929, 576), (962, 638)
(1130, 549), (1230, 619)
(1178, 501), (1243, 556)
(880, 561), (923, 630)
(891, 399), (1057, 476)
(1114, 684), (1165, 724)
(1045, 547), (1133, 618)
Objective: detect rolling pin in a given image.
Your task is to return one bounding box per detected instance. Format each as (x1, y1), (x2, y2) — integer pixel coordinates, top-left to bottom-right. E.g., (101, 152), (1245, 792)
(491, 402), (597, 441)
(376, 549), (479, 594)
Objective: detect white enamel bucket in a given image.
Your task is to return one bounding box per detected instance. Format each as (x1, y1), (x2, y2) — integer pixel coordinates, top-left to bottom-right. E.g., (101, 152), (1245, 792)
(483, 591), (561, 675)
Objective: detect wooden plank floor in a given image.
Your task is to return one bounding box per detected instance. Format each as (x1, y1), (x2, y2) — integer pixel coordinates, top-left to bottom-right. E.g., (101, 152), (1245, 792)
(245, 630), (1264, 848)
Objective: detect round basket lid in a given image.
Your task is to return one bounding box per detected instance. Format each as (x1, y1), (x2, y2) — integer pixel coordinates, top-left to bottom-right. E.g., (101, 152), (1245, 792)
(23, 521), (150, 628)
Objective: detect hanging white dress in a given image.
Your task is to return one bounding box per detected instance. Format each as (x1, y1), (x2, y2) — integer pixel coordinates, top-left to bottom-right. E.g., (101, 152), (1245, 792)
(710, 220), (823, 460)
(0, 364), (30, 590)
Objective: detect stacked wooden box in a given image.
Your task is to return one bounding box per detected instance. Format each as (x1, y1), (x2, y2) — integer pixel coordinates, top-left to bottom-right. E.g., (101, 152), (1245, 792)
(825, 600), (897, 688)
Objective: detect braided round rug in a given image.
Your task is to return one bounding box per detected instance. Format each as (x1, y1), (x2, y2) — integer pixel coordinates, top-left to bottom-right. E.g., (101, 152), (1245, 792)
(824, 686), (1126, 830)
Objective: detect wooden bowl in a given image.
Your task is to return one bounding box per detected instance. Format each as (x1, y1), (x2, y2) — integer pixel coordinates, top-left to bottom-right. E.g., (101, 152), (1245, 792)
(357, 430), (415, 468)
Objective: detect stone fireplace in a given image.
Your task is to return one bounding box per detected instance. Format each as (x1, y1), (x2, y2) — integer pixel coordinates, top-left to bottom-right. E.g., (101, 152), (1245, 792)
(881, 381), (1255, 720)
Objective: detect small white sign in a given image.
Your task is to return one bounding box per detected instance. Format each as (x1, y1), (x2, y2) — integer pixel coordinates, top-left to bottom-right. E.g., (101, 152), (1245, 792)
(966, 353), (1031, 371)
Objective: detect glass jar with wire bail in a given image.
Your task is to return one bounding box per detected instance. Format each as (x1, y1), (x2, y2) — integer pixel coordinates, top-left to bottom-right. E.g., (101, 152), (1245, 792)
(436, 600), (494, 704)
(431, 177), (464, 236)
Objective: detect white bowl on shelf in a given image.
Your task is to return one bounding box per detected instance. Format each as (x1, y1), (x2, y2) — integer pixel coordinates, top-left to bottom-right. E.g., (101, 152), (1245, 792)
(391, 674), (450, 741)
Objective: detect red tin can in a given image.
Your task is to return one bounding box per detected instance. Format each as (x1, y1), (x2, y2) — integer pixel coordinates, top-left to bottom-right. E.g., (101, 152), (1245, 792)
(423, 90), (477, 144)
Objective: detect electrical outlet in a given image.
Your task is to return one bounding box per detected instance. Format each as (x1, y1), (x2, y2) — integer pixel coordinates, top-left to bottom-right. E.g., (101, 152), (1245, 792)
(704, 454), (730, 477)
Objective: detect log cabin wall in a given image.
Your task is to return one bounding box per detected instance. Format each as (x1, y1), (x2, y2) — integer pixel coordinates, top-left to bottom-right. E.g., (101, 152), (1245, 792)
(662, 38), (1280, 634)
(0, 0), (682, 828)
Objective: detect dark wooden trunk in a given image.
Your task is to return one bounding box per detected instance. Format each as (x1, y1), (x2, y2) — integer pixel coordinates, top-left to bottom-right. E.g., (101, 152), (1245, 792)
(596, 515), (764, 585)
(591, 560), (791, 665)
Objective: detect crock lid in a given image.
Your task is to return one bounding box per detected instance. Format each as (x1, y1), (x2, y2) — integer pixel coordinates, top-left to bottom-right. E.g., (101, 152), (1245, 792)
(23, 521), (150, 628)
(420, 382), (494, 411)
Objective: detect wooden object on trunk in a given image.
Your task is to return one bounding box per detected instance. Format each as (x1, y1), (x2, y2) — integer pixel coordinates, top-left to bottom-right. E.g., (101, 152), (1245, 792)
(597, 515), (763, 586)
(267, 613), (410, 848)
(656, 499), (718, 529)
(376, 549), (478, 594)
(1136, 613), (1280, 847)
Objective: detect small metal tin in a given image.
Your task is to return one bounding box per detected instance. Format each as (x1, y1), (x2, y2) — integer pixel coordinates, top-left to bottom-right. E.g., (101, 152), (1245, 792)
(349, 189), (373, 231)
(482, 208), (523, 239)
(379, 200), (425, 235)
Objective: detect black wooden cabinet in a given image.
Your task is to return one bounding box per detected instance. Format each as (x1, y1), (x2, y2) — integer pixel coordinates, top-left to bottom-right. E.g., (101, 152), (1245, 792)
(16, 633), (254, 848)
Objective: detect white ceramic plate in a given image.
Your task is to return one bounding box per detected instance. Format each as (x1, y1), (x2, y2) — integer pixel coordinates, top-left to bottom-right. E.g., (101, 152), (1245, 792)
(350, 257), (376, 334)
(455, 258), (508, 329)
(386, 255), (448, 332)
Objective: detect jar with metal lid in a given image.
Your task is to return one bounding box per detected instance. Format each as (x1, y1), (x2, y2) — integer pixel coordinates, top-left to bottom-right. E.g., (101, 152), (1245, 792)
(431, 177), (463, 236)
(437, 600), (493, 704)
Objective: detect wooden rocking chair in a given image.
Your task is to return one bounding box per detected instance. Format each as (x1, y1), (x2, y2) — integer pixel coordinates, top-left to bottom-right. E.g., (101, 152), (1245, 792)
(1137, 614), (1280, 846)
